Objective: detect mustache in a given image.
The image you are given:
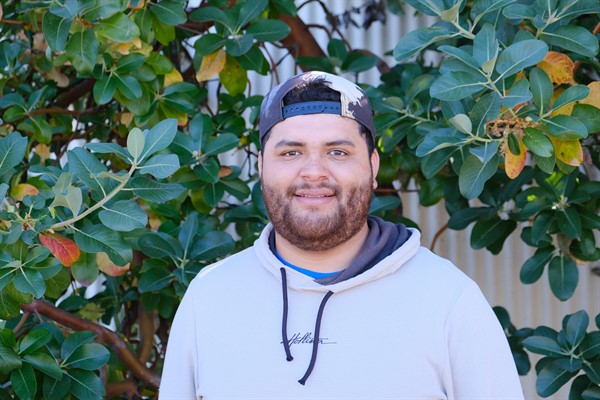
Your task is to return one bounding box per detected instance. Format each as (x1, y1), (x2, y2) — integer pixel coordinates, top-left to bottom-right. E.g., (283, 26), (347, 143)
(286, 182), (340, 194)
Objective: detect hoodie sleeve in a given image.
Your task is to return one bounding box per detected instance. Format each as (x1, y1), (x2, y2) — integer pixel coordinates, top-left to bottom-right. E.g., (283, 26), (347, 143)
(159, 287), (199, 400)
(443, 281), (524, 400)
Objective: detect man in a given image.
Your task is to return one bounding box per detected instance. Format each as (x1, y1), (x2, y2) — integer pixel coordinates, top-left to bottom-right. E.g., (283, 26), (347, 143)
(159, 71), (524, 399)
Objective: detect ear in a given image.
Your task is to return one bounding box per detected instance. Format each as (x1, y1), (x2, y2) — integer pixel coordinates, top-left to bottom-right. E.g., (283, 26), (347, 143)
(370, 150), (380, 190)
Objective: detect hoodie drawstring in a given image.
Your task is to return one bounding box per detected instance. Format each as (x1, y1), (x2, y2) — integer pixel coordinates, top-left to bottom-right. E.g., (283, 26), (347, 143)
(279, 267), (334, 385)
(280, 267), (294, 362)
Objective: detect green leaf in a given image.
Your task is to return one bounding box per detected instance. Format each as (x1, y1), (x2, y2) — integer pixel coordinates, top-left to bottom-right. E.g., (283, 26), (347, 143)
(190, 7), (233, 31)
(470, 218), (516, 249)
(503, 3), (536, 19)
(115, 74), (142, 100)
(502, 78), (532, 108)
(459, 154), (499, 199)
(0, 344), (22, 375)
(541, 25), (599, 57)
(449, 114), (472, 134)
(68, 369), (105, 400)
(473, 23), (498, 68)
(13, 268), (45, 298)
(247, 19), (290, 42)
(19, 329), (52, 355)
(98, 200), (148, 232)
(74, 224), (132, 266)
(470, 92), (501, 135)
(130, 176), (186, 202)
(416, 128), (467, 157)
(11, 364), (37, 400)
(43, 374), (72, 400)
(571, 104), (600, 134)
(584, 360), (600, 385)
(81, 0), (127, 20)
(393, 25), (453, 62)
(0, 132), (27, 177)
(523, 128), (553, 157)
(194, 157), (220, 183)
(67, 147), (109, 193)
(548, 254), (578, 301)
(61, 331), (96, 361)
(138, 265), (172, 293)
(235, 0), (268, 31)
(581, 332), (600, 358)
(523, 335), (566, 356)
(546, 115), (588, 140)
(190, 231), (235, 260)
(205, 133), (239, 156)
(552, 85), (590, 112)
(536, 358), (577, 397)
(495, 40), (548, 79)
(0, 289), (22, 320)
(403, 0), (445, 16)
(327, 38), (347, 62)
(193, 33), (228, 57)
(430, 71), (487, 101)
(42, 13), (73, 51)
(564, 310), (588, 349)
(438, 45), (480, 70)
(115, 53), (146, 73)
(530, 67), (553, 114)
(521, 248), (553, 284)
(138, 232), (182, 259)
(471, 0), (516, 20)
(127, 127), (145, 161)
(64, 343), (109, 370)
(94, 12), (140, 43)
(225, 35), (254, 57)
(558, 206), (582, 238)
(140, 119), (178, 161)
(71, 253), (99, 287)
(139, 154), (180, 179)
(65, 29), (98, 74)
(93, 74), (117, 105)
(235, 45), (268, 73)
(85, 143), (132, 161)
(23, 353), (63, 381)
(148, 0), (187, 25)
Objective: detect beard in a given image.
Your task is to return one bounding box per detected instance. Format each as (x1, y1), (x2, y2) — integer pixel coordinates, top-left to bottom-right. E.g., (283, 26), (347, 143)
(261, 175), (373, 251)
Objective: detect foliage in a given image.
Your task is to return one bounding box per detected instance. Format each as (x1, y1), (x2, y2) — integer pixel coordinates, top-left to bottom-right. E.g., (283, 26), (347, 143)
(0, 0), (598, 398)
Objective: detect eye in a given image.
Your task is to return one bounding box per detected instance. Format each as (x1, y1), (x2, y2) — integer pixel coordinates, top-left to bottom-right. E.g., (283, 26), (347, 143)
(282, 150), (300, 157)
(328, 149), (347, 157)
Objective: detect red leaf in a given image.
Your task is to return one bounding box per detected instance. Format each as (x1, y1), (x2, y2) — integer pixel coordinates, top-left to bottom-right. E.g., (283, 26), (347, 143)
(39, 233), (81, 267)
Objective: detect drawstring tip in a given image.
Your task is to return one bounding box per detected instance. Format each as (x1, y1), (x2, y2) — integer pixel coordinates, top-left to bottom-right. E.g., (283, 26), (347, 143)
(298, 378), (307, 385)
(286, 356), (294, 362)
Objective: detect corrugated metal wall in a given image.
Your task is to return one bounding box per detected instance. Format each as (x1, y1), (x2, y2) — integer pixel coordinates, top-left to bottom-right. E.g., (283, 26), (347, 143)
(251, 1), (600, 398)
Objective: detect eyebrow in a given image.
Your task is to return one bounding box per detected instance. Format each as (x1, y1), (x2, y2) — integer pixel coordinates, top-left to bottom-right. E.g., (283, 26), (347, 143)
(273, 139), (356, 149)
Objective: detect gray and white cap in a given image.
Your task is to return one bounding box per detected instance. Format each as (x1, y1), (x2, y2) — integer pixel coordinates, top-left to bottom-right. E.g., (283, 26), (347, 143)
(259, 71), (375, 145)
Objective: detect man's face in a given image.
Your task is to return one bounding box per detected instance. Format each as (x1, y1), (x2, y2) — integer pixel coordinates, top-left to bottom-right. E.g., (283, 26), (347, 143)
(259, 113), (379, 251)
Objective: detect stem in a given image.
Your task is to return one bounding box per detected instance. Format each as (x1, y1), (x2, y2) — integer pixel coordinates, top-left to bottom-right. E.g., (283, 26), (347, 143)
(50, 163), (137, 230)
(21, 299), (161, 388)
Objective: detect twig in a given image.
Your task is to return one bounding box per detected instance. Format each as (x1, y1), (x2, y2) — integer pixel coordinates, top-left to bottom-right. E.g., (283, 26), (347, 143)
(430, 223), (448, 252)
(12, 311), (31, 335)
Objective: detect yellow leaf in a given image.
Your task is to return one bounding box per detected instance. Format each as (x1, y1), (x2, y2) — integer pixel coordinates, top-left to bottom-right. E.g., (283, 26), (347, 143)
(33, 33), (47, 52)
(112, 38), (142, 55)
(120, 112), (134, 126)
(579, 81), (600, 109)
(164, 68), (183, 87)
(196, 49), (226, 82)
(35, 144), (51, 163)
(97, 252), (130, 276)
(47, 68), (70, 88)
(11, 184), (39, 201)
(504, 135), (527, 179)
(550, 137), (582, 166)
(537, 51), (575, 85)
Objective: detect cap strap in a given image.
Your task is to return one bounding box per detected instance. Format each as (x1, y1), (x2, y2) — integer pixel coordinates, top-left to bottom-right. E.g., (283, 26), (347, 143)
(282, 101), (341, 119)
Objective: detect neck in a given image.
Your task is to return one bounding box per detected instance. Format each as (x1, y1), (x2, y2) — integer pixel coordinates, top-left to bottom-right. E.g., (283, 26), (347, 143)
(274, 222), (370, 273)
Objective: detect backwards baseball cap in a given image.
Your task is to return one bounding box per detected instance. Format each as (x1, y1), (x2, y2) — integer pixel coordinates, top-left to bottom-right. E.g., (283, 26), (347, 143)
(259, 71), (375, 145)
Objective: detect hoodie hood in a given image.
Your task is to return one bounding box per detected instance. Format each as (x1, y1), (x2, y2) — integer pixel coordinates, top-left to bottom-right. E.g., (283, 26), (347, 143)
(254, 217), (421, 294)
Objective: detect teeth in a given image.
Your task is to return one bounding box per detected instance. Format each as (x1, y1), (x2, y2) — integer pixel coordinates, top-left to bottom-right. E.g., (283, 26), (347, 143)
(300, 195), (326, 198)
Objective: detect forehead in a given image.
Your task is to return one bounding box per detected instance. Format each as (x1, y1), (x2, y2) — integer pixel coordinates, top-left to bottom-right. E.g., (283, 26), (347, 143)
(265, 113), (363, 148)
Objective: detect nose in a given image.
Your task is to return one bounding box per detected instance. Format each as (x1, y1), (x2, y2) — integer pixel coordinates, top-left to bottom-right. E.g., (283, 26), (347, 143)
(299, 154), (329, 182)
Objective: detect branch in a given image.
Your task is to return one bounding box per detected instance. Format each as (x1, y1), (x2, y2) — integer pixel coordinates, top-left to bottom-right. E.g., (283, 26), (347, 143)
(279, 14), (326, 68)
(55, 79), (96, 108)
(430, 223), (448, 252)
(21, 299), (161, 388)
